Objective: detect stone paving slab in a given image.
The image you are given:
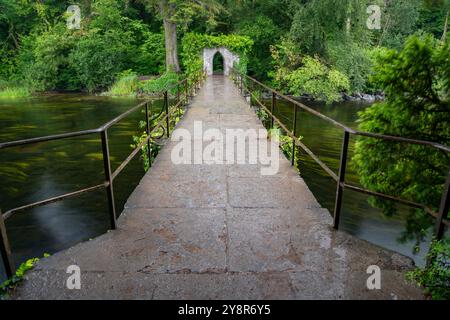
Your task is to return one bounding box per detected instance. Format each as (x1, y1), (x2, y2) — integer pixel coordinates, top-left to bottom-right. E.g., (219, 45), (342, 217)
(11, 75), (423, 300)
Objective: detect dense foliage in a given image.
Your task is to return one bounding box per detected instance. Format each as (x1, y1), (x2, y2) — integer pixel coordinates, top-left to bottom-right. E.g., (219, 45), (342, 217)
(0, 0), (166, 93)
(353, 34), (450, 245)
(0, 0), (448, 99)
(407, 238), (450, 299)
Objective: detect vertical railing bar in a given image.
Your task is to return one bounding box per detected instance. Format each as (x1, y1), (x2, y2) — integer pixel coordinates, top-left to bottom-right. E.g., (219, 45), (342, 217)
(240, 74), (243, 95)
(248, 80), (252, 107)
(333, 130), (350, 229)
(435, 163), (450, 239)
(271, 92), (276, 129)
(291, 104), (298, 166)
(185, 79), (188, 105)
(100, 130), (117, 230)
(164, 91), (170, 137)
(177, 83), (181, 120)
(0, 209), (14, 278)
(145, 102), (152, 168)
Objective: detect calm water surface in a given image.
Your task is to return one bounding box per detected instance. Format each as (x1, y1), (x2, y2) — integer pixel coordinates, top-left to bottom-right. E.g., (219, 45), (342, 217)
(0, 94), (163, 280)
(0, 93), (442, 280)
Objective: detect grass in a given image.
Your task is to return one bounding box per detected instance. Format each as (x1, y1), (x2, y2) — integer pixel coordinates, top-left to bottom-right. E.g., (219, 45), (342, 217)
(0, 86), (31, 99)
(106, 71), (179, 97)
(139, 72), (179, 95)
(106, 70), (139, 97)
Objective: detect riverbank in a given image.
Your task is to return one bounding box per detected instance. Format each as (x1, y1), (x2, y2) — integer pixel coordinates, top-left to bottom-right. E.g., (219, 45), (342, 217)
(297, 92), (385, 103)
(260, 90), (384, 103)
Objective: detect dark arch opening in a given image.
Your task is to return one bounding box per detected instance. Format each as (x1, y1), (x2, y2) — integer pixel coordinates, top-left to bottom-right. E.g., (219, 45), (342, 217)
(212, 52), (224, 74)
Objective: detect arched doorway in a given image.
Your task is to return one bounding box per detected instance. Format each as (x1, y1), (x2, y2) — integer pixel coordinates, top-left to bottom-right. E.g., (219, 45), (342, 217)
(203, 47), (240, 76)
(212, 52), (224, 74)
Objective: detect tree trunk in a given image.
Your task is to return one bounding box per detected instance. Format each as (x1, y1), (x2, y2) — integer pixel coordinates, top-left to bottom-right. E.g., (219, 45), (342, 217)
(163, 18), (180, 73)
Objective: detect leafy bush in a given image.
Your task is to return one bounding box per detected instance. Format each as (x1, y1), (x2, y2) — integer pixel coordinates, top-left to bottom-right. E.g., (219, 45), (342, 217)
(407, 239), (450, 300)
(69, 30), (133, 92)
(132, 32), (165, 76)
(352, 34), (450, 245)
(269, 38), (303, 88)
(107, 70), (139, 97)
(15, 24), (77, 91)
(283, 56), (350, 103)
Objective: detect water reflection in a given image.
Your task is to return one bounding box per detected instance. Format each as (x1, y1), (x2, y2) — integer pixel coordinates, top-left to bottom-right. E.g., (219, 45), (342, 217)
(0, 94), (161, 281)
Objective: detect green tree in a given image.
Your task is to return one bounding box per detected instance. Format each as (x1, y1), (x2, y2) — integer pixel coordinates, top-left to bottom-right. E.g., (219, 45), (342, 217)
(142, 0), (223, 72)
(375, 0), (422, 48)
(211, 0), (292, 79)
(417, 0), (450, 41)
(235, 15), (281, 79)
(353, 34), (450, 245)
(289, 0), (370, 56)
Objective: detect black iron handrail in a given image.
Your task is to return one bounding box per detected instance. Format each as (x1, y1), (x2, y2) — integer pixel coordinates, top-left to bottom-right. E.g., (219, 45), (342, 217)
(0, 73), (205, 278)
(231, 68), (450, 243)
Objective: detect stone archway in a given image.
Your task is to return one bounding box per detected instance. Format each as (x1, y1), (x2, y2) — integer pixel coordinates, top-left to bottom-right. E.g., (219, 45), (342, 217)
(203, 47), (240, 76)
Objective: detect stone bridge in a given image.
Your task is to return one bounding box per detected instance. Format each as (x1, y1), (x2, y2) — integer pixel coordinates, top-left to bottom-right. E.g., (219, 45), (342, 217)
(11, 76), (422, 300)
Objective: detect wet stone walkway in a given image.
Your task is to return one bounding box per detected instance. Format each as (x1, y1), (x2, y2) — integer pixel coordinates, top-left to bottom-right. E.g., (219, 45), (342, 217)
(12, 76), (422, 299)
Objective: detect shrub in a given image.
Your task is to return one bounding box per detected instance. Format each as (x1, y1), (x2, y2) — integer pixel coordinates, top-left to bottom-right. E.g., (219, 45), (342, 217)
(283, 55), (350, 103)
(132, 32), (165, 76)
(69, 30), (132, 92)
(15, 24), (77, 92)
(407, 239), (450, 300)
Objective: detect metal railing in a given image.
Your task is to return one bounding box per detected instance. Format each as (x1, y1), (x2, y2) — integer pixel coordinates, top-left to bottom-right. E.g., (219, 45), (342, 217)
(0, 73), (205, 278)
(231, 69), (450, 243)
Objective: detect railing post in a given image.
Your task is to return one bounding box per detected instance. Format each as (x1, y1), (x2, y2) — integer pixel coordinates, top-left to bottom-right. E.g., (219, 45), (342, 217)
(271, 92), (276, 128)
(145, 102), (152, 167)
(100, 130), (117, 230)
(291, 104), (298, 166)
(240, 75), (243, 95)
(248, 81), (252, 107)
(333, 130), (350, 229)
(177, 83), (181, 119)
(185, 80), (189, 104)
(435, 164), (450, 240)
(164, 91), (170, 137)
(0, 209), (14, 278)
